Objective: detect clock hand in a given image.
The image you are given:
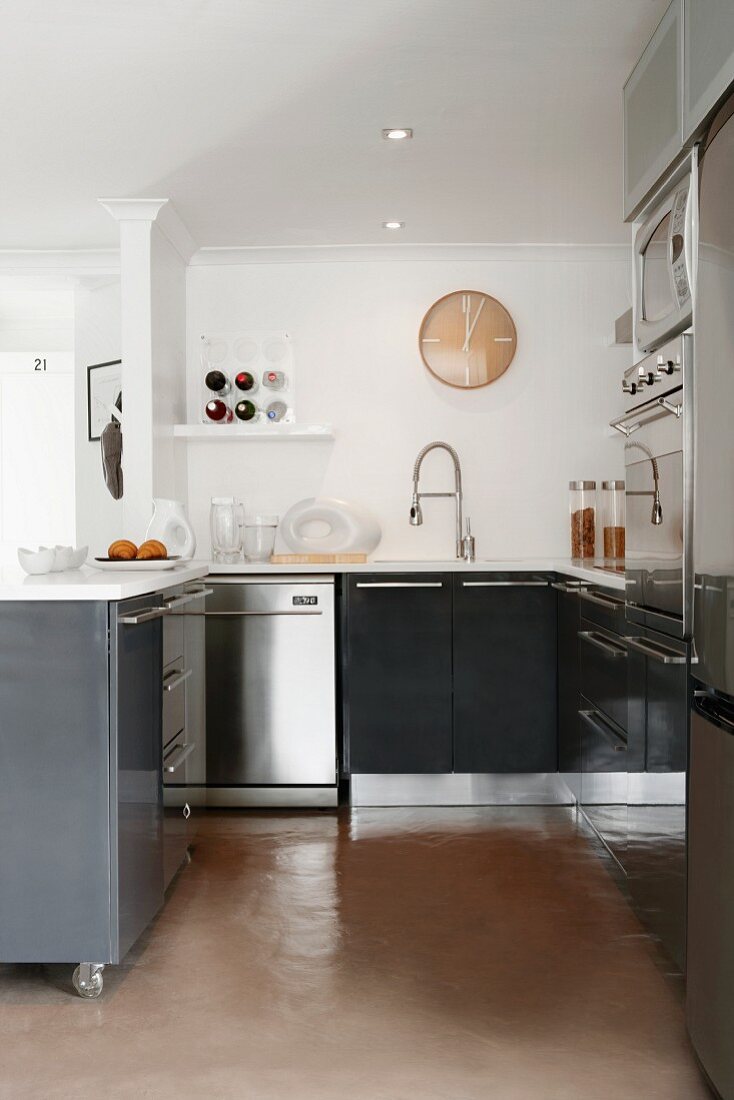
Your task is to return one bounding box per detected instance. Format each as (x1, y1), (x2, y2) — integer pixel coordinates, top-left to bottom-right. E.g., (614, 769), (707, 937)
(463, 296), (485, 352)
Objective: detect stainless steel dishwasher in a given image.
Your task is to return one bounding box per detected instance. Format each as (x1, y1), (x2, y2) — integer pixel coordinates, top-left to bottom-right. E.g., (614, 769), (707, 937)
(203, 575), (337, 807)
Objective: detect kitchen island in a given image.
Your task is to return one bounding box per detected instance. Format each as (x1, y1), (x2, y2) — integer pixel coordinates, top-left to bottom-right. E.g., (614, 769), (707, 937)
(0, 563), (208, 998)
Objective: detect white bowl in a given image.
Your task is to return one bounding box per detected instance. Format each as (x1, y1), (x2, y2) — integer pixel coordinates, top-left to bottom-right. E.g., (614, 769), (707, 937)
(18, 547), (56, 576)
(67, 545), (88, 569)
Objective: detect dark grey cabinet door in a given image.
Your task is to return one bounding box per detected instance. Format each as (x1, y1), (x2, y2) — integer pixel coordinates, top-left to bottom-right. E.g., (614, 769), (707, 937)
(345, 575), (452, 774)
(557, 586), (582, 772)
(0, 602), (111, 963)
(453, 576), (558, 773)
(110, 596), (164, 961)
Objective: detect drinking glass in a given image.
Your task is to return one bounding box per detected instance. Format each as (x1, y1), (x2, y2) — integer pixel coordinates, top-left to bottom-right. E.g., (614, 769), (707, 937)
(210, 497), (244, 563)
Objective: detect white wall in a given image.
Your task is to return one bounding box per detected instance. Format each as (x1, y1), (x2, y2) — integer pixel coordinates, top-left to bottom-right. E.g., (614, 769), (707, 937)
(74, 278), (123, 552)
(185, 253), (632, 560)
(0, 278), (76, 563)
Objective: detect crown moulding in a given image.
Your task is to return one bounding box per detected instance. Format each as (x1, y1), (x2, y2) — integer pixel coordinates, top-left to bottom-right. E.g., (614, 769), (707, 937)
(98, 198), (198, 264)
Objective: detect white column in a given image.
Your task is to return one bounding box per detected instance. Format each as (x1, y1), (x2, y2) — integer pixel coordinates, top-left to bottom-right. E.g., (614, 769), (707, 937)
(98, 199), (195, 540)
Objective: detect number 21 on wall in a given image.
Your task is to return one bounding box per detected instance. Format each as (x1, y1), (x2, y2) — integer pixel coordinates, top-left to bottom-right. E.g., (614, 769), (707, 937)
(34, 358), (47, 371)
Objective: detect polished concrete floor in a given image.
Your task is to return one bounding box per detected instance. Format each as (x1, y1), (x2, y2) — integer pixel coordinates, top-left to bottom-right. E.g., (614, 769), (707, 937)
(0, 807), (712, 1099)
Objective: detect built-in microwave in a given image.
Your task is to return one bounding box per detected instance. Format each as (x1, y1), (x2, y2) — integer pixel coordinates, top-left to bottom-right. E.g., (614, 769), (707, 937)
(634, 162), (696, 354)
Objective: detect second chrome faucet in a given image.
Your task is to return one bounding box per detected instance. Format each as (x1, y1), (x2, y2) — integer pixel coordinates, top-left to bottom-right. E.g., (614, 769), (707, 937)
(409, 441), (475, 561)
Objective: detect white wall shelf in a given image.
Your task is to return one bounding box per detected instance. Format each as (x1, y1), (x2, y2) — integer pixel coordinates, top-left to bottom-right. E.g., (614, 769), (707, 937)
(173, 423), (334, 442)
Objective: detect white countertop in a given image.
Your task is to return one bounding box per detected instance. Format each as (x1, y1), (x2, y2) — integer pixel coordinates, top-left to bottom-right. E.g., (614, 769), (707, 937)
(0, 556), (625, 600)
(207, 558), (626, 590)
(0, 561), (210, 601)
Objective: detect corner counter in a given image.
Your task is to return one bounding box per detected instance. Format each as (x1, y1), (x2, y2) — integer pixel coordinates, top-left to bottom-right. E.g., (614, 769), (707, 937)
(0, 561), (210, 601)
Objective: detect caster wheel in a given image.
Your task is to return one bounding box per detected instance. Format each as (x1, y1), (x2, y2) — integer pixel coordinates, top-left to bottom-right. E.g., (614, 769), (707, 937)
(72, 965), (103, 999)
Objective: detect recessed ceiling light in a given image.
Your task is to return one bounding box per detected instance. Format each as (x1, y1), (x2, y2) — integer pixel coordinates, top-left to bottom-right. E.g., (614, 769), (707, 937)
(382, 128), (413, 141)
(382, 221), (405, 230)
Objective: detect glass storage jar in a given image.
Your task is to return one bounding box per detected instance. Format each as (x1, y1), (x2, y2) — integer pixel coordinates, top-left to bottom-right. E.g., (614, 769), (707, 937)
(601, 480), (625, 562)
(569, 481), (596, 559)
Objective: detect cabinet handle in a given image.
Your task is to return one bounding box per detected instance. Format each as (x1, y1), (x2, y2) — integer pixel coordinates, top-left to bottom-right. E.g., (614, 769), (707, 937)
(578, 709), (627, 751)
(625, 636), (687, 665)
(163, 742), (196, 773)
(578, 630), (627, 658)
(355, 582), (443, 588)
(119, 606), (169, 625)
(551, 582), (588, 594)
(163, 587), (214, 610)
(163, 668), (192, 692)
(461, 580), (549, 587)
(578, 590), (625, 610)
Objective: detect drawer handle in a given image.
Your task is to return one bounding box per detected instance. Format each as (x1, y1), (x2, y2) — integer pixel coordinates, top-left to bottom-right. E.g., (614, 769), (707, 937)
(120, 606), (169, 625)
(461, 580), (549, 587)
(163, 742), (196, 773)
(163, 587), (214, 610)
(625, 636), (687, 665)
(578, 709), (627, 751)
(578, 630), (627, 658)
(355, 582), (443, 588)
(551, 581), (588, 594)
(163, 668), (192, 692)
(578, 590), (625, 610)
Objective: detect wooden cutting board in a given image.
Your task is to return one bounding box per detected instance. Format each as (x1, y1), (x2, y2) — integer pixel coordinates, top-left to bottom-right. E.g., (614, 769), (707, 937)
(270, 553), (368, 564)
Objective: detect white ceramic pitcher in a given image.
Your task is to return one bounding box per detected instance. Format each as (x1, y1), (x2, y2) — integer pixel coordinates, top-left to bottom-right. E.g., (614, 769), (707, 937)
(145, 499), (196, 559)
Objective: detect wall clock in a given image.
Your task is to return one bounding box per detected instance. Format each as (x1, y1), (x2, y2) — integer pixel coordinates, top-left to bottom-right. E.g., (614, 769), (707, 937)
(419, 290), (517, 389)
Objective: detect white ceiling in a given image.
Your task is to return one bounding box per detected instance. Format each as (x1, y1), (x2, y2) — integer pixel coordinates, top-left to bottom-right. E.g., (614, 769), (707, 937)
(1, 0), (667, 251)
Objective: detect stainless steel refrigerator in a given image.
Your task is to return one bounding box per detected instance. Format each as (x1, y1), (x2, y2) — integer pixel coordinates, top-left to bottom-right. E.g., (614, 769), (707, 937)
(687, 91), (734, 1100)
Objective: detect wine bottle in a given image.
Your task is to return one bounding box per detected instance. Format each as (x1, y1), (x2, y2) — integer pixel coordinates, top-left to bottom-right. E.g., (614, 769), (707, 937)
(235, 371), (255, 392)
(205, 399), (233, 423)
(205, 370), (231, 394)
(234, 400), (257, 422)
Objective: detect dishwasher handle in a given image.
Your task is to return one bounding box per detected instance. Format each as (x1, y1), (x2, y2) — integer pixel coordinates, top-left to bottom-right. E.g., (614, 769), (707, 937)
(169, 609), (323, 617)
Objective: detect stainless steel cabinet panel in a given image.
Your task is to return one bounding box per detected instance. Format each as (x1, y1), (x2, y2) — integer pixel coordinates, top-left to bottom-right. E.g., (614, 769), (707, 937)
(684, 0), (734, 141)
(624, 0), (684, 220)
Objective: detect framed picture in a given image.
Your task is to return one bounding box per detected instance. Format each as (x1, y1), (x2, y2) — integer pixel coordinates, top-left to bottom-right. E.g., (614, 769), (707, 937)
(87, 360), (122, 442)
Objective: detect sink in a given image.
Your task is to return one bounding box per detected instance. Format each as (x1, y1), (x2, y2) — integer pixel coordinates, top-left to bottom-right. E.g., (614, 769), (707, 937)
(374, 558), (524, 565)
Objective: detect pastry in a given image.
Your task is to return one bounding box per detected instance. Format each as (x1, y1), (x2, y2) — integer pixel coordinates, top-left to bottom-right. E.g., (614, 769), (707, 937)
(108, 539), (137, 561)
(136, 539), (167, 560)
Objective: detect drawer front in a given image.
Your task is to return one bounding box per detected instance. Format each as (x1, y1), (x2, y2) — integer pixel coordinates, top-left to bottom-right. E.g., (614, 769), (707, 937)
(576, 586), (627, 634)
(162, 588), (185, 666)
(578, 620), (629, 733)
(162, 660), (188, 748)
(579, 699), (628, 773)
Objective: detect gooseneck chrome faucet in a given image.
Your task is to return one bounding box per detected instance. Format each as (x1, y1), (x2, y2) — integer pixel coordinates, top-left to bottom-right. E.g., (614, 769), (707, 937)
(410, 441), (474, 559)
(625, 441), (663, 525)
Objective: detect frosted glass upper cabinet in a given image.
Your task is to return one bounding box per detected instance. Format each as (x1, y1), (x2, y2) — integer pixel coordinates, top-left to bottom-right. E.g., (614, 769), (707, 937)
(684, 0), (734, 142)
(624, 0), (684, 221)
